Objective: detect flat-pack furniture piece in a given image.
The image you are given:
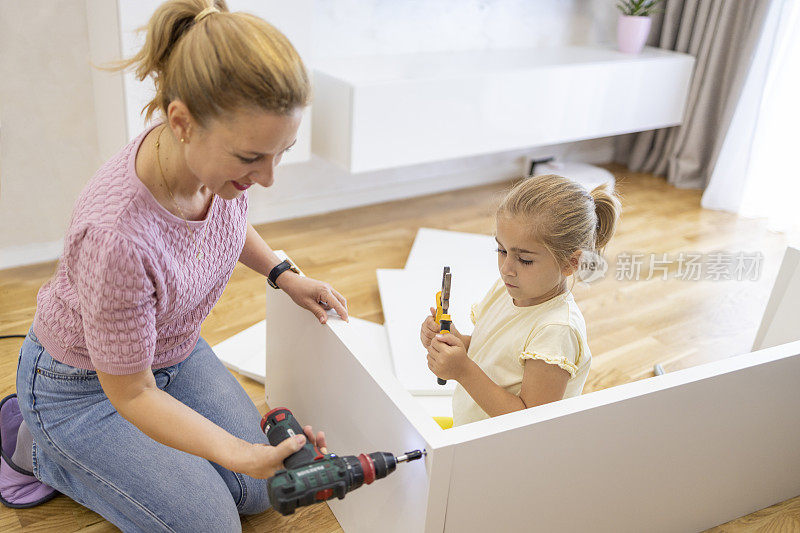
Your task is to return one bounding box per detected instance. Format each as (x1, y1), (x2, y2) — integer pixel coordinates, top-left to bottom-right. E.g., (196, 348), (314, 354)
(265, 288), (800, 532)
(311, 46), (695, 173)
(753, 245), (800, 350)
(377, 229), (497, 394)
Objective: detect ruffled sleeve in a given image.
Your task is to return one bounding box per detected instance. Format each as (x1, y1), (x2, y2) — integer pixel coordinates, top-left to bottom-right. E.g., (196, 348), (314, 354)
(519, 324), (581, 378)
(471, 278), (502, 325)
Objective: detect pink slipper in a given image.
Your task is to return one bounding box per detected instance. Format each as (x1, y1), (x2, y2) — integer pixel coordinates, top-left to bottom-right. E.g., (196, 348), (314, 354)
(0, 394), (58, 508)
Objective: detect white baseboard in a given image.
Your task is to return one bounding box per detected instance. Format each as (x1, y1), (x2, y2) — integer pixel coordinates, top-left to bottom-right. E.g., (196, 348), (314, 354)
(0, 239), (63, 270)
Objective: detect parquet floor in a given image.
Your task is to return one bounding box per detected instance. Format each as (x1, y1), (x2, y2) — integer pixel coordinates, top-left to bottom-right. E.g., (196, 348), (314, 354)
(1, 164), (798, 531)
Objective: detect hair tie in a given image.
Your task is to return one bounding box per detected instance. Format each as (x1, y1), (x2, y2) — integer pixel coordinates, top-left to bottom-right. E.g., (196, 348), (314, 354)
(195, 5), (219, 22)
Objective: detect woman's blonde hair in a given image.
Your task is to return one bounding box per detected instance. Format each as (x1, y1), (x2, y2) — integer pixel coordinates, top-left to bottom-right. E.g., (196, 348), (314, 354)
(111, 0), (310, 125)
(498, 174), (622, 268)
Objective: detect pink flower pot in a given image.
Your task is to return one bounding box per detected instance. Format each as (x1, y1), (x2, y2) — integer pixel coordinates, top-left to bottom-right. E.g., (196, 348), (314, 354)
(617, 15), (652, 54)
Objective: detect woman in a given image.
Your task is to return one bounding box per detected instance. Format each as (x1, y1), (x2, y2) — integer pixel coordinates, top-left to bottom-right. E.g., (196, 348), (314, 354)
(4, 1), (345, 530)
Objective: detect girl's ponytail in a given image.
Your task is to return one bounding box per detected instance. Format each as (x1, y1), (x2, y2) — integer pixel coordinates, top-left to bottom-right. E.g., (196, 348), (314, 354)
(590, 182), (621, 251)
(498, 175), (622, 269)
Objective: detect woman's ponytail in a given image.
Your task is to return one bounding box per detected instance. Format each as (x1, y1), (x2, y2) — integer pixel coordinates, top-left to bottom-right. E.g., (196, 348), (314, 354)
(113, 1), (228, 122)
(590, 182), (622, 251)
(107, 0), (308, 125)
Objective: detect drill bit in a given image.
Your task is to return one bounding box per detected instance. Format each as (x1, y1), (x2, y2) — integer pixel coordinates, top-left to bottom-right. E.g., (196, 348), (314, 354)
(396, 450), (424, 463)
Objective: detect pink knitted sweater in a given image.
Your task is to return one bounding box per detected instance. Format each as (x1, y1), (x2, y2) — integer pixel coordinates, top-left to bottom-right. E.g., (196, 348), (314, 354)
(33, 124), (248, 374)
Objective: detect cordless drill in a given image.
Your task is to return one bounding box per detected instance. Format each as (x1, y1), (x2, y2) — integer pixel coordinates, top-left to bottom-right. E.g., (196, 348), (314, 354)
(261, 407), (424, 516)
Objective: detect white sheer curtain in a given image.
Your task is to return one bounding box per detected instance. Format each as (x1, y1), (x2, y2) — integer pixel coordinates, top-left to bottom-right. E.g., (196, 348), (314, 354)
(702, 0), (800, 234)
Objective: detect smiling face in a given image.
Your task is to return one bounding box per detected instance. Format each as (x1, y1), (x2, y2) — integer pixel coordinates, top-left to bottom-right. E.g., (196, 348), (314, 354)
(179, 106), (302, 200)
(495, 214), (576, 307)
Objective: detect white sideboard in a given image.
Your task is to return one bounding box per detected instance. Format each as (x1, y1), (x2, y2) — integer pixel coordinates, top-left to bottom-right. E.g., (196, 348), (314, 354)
(311, 46), (695, 173)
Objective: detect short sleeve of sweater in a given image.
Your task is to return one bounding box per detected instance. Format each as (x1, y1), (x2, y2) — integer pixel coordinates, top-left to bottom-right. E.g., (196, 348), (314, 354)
(70, 227), (156, 374)
(519, 324), (580, 378)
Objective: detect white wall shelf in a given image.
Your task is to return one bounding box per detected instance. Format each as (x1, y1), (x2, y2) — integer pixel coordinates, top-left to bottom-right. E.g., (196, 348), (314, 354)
(311, 46), (695, 173)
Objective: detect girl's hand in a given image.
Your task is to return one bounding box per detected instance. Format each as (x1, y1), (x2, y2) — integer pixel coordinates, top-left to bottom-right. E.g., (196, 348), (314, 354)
(238, 425), (328, 479)
(278, 273), (348, 324)
(427, 332), (471, 381)
(421, 307), (463, 348)
(420, 307), (440, 348)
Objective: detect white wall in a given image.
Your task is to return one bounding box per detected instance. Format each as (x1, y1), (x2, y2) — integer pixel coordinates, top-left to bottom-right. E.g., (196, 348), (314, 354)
(310, 0), (616, 58)
(250, 0), (619, 224)
(0, 0), (618, 268)
(0, 0), (104, 265)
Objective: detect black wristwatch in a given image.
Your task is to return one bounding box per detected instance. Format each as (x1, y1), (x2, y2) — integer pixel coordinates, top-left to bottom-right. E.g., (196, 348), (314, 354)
(267, 259), (300, 289)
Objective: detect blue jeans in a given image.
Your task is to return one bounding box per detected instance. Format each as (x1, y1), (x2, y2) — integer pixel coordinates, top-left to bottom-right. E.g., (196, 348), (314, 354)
(16, 330), (271, 533)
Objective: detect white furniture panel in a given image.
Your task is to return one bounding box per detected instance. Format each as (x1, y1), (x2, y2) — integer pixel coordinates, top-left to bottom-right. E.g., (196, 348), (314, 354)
(442, 346), (800, 532)
(405, 228), (498, 274)
(87, 0), (312, 164)
(213, 319), (267, 382)
(266, 266), (800, 532)
(377, 228), (497, 393)
(265, 289), (448, 533)
(753, 245), (800, 350)
(311, 46), (695, 173)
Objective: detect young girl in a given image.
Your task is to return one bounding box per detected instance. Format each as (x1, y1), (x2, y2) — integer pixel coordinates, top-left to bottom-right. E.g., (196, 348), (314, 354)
(420, 174), (621, 426)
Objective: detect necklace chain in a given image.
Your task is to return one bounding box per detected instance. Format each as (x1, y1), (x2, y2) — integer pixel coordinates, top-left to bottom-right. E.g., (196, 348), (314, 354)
(156, 125), (214, 260)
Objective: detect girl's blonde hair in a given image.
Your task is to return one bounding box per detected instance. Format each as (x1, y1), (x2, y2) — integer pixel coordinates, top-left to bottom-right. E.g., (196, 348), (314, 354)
(498, 174), (622, 267)
(111, 0), (310, 125)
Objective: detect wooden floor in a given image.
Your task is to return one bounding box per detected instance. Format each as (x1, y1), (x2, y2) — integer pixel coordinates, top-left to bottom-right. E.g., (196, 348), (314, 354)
(1, 164), (798, 532)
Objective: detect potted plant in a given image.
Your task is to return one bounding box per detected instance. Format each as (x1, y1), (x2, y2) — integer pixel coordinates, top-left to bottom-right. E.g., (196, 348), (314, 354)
(616, 0), (663, 54)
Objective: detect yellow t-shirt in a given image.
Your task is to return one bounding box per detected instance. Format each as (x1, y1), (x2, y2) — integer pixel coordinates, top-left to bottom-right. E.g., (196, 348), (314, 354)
(452, 278), (592, 426)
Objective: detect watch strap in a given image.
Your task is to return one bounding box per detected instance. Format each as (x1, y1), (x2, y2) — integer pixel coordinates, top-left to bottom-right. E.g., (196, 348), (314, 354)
(268, 259), (299, 289)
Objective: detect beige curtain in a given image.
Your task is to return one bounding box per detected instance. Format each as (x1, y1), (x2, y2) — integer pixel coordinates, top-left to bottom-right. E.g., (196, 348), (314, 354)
(614, 0), (773, 189)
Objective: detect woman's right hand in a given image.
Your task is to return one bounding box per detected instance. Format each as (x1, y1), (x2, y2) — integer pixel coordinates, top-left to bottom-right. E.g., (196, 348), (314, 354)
(237, 426), (328, 479)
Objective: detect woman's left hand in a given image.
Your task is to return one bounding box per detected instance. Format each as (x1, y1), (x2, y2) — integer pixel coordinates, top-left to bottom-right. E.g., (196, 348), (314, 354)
(278, 273), (348, 324)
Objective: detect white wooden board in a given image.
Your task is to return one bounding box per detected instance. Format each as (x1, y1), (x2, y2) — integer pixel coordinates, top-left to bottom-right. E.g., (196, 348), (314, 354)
(213, 316), (389, 384)
(378, 269), (465, 394)
(264, 289), (450, 533)
(753, 246), (800, 350)
(213, 320), (267, 382)
(328, 315), (454, 418)
(413, 395), (454, 419)
(212, 250), (297, 381)
(440, 341), (800, 533)
(377, 228), (498, 394)
(404, 228), (498, 272)
(265, 263), (800, 532)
